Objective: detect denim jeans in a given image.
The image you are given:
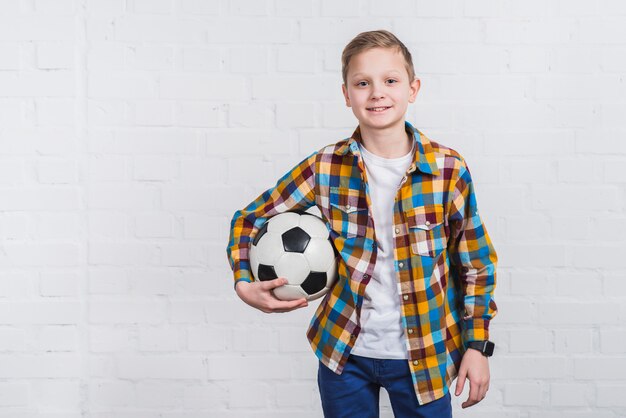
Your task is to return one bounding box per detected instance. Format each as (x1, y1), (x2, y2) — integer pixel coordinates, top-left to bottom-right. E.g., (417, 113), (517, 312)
(317, 354), (453, 418)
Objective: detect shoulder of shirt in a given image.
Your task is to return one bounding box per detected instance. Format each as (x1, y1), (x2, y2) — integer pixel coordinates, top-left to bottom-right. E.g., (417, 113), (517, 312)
(422, 133), (469, 170)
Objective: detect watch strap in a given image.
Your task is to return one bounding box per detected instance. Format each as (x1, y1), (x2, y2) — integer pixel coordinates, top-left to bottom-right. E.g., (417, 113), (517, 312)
(467, 340), (495, 357)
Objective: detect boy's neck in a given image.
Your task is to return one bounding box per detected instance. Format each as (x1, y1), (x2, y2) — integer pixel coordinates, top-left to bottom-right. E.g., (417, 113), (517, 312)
(359, 122), (413, 159)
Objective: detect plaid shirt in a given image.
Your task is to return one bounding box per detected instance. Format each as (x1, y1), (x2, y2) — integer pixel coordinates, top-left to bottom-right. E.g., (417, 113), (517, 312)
(227, 120), (498, 405)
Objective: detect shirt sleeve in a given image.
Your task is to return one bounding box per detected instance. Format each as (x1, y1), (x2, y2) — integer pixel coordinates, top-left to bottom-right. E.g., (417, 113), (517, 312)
(226, 151), (318, 289)
(447, 158), (498, 348)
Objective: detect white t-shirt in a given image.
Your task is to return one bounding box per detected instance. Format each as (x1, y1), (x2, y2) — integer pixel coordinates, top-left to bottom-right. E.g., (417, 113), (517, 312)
(350, 140), (415, 359)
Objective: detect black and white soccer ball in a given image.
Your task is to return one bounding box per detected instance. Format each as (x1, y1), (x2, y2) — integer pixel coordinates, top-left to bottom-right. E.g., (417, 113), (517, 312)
(249, 212), (338, 301)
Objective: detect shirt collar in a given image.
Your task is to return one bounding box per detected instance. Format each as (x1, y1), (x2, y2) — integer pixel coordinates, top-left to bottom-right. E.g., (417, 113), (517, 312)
(336, 120), (440, 176)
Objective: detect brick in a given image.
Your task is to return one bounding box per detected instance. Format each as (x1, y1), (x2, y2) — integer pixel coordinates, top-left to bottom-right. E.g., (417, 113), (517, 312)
(115, 17), (205, 42)
(277, 46), (318, 73)
(37, 42), (74, 69)
(494, 356), (566, 379)
(138, 326), (180, 351)
(176, 102), (220, 127)
(136, 382), (185, 408)
(574, 357), (626, 380)
(126, 45), (173, 70)
(509, 328), (550, 353)
(0, 72), (74, 97)
(554, 328), (593, 354)
(600, 329), (626, 354)
(321, 0), (361, 16)
(0, 44), (20, 70)
(89, 380), (134, 407)
(89, 73), (157, 99)
(35, 99), (75, 126)
(275, 383), (315, 408)
(39, 270), (79, 296)
(160, 74), (247, 100)
(89, 297), (167, 324)
(132, 156), (178, 181)
(36, 159), (78, 184)
(208, 356), (291, 380)
(0, 382), (29, 406)
(134, 212), (174, 238)
(39, 380), (80, 408)
(131, 0), (172, 14)
(503, 382), (543, 406)
(229, 0), (269, 16)
(252, 75), (337, 101)
(549, 383), (590, 406)
(0, 17), (75, 41)
(597, 384), (626, 407)
(274, 0), (314, 16)
(555, 272), (602, 298)
(129, 269), (172, 295)
(0, 354), (81, 378)
(539, 302), (620, 325)
(116, 355), (205, 379)
(179, 0), (219, 15)
(89, 326), (132, 352)
(276, 102), (317, 128)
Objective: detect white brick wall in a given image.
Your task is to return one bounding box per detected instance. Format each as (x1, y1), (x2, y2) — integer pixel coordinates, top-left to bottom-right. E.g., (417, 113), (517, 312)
(0, 0), (624, 416)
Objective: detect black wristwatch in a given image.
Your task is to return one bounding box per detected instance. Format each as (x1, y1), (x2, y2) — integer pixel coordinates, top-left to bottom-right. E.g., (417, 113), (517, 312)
(467, 340), (495, 357)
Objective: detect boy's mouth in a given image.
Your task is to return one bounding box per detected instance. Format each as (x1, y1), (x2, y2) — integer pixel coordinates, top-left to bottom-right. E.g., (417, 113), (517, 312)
(367, 106), (391, 113)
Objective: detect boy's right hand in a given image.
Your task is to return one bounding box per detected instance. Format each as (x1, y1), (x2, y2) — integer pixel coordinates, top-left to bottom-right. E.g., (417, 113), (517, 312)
(235, 278), (308, 313)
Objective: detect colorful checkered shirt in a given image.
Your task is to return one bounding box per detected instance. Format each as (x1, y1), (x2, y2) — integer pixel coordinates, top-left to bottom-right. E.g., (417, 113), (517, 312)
(226, 120), (498, 405)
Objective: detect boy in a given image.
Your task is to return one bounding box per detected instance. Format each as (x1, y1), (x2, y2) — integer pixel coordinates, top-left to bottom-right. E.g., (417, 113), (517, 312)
(227, 30), (498, 417)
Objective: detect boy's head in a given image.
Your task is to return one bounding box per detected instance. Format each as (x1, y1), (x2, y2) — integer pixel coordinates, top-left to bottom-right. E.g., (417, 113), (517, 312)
(341, 30), (416, 87)
(341, 30), (420, 133)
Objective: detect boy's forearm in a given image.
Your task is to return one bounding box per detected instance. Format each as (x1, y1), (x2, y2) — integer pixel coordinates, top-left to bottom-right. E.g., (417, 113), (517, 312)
(225, 151), (318, 289)
(448, 160), (498, 345)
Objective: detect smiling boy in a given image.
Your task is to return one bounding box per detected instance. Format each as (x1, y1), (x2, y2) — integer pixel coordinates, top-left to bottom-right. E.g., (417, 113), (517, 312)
(227, 30), (498, 417)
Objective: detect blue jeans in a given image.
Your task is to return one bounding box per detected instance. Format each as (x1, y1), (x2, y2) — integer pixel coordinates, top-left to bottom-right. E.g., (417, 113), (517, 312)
(317, 354), (453, 418)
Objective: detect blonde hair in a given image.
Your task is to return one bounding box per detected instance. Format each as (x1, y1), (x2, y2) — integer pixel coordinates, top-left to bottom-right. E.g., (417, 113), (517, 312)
(341, 29), (416, 86)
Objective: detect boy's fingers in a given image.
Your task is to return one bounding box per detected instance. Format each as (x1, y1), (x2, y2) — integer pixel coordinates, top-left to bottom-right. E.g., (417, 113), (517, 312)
(455, 368), (466, 396)
(270, 298), (308, 312)
(262, 277), (288, 290)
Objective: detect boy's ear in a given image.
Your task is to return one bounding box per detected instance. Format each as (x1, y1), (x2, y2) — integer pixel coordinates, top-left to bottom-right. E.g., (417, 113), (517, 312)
(341, 83), (351, 107)
(408, 77), (421, 103)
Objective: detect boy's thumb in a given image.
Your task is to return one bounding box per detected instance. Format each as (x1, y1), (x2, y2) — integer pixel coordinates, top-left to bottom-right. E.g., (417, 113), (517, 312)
(266, 277), (287, 289)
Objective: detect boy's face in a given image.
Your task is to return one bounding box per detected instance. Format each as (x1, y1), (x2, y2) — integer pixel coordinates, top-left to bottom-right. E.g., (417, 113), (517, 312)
(342, 47), (420, 134)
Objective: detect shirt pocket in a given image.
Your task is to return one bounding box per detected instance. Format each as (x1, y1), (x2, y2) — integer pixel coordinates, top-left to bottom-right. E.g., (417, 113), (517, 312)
(406, 204), (447, 257)
(328, 186), (368, 238)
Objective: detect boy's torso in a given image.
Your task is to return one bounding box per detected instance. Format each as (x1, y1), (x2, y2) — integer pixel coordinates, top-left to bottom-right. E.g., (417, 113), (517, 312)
(307, 120), (470, 405)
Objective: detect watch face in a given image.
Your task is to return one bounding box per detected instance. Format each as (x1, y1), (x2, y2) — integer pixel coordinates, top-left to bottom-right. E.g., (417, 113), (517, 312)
(485, 341), (495, 356)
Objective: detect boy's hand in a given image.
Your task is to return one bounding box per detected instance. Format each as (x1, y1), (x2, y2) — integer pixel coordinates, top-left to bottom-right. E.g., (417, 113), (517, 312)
(235, 278), (308, 313)
(454, 348), (490, 408)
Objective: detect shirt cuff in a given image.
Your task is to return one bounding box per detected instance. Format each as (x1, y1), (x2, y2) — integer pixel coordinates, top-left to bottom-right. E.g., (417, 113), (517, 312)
(232, 261), (253, 290)
(462, 318), (490, 349)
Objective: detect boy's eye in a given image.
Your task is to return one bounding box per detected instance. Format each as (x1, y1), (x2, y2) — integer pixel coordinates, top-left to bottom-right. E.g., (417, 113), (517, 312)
(387, 79), (397, 84)
(357, 81), (368, 87)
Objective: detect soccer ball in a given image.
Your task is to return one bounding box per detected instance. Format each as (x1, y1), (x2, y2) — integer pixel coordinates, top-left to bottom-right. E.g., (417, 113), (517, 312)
(249, 212), (338, 301)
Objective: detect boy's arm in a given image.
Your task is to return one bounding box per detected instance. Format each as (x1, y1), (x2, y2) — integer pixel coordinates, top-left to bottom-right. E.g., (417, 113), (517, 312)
(226, 151), (318, 289)
(447, 158), (498, 347)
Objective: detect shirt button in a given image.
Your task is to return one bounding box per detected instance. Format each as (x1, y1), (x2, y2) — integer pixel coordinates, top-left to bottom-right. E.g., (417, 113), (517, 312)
(363, 274), (369, 279)
(395, 227), (400, 234)
(408, 328), (414, 334)
(425, 221), (430, 226)
(413, 360), (419, 366)
(345, 204), (351, 210)
(398, 262), (404, 268)
(403, 295), (409, 301)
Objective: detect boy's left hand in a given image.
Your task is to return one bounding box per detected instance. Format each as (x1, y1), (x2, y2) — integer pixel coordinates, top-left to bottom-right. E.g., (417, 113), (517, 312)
(454, 348), (490, 408)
